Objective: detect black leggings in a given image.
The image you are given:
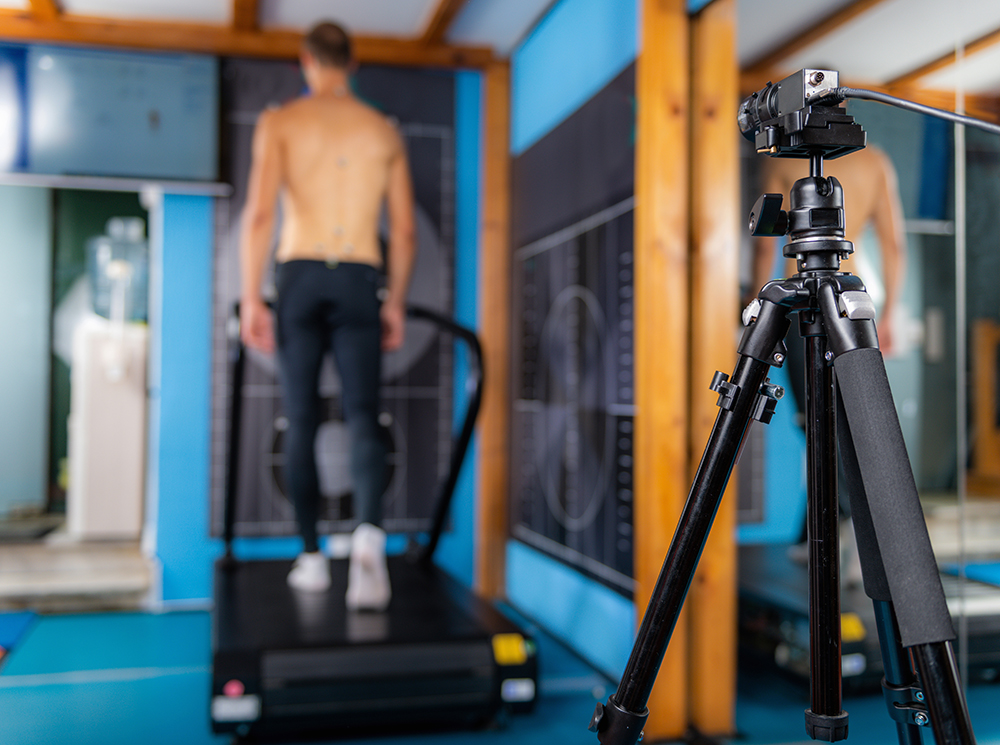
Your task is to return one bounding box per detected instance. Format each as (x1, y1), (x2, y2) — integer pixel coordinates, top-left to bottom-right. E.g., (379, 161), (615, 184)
(275, 260), (386, 553)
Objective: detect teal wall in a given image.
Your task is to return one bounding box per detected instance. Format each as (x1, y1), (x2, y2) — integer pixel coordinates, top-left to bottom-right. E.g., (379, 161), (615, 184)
(433, 70), (482, 587)
(507, 0), (639, 677)
(512, 0), (637, 155)
(149, 193), (215, 603)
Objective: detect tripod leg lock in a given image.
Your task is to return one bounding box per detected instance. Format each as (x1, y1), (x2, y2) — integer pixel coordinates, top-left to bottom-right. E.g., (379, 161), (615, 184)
(588, 697), (649, 745)
(710, 372), (784, 423)
(881, 679), (930, 728)
(752, 381), (784, 423)
(710, 372), (740, 411)
(804, 709), (849, 742)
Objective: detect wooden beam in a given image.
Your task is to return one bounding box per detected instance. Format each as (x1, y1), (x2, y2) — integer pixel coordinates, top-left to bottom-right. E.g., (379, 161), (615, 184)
(888, 25), (1000, 89)
(881, 85), (1000, 123)
(231, 0), (257, 33)
(476, 61), (511, 600)
(633, 0), (690, 739)
(742, 0), (890, 83)
(421, 0), (467, 47)
(29, 0), (59, 22)
(0, 10), (495, 68)
(688, 0), (739, 737)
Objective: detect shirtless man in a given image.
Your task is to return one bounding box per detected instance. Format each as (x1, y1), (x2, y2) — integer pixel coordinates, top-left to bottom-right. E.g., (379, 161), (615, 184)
(239, 21), (416, 609)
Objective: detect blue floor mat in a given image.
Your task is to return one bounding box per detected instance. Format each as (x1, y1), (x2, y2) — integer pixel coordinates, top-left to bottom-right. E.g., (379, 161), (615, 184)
(0, 609), (612, 745)
(3, 609), (1000, 745)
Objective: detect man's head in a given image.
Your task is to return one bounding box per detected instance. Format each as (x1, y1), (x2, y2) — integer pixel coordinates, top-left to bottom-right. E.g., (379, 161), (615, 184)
(302, 21), (352, 70)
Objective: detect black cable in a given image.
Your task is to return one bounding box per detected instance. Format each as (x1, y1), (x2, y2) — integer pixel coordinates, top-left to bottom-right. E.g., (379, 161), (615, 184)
(817, 86), (1000, 136)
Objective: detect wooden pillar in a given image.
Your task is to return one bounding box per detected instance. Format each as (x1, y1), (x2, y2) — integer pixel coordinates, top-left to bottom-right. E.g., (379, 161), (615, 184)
(476, 60), (511, 600)
(689, 0), (740, 736)
(633, 0), (690, 739)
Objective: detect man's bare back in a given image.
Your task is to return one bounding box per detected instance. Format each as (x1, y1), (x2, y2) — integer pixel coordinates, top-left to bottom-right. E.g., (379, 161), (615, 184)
(267, 94), (404, 267)
(239, 51), (415, 355)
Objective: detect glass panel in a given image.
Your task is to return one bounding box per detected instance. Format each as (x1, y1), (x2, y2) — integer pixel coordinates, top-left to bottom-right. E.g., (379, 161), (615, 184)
(0, 185), (52, 520)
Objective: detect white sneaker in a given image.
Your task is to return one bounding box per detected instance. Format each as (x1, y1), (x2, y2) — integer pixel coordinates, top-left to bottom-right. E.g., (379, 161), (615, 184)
(287, 551), (331, 592)
(345, 523), (391, 611)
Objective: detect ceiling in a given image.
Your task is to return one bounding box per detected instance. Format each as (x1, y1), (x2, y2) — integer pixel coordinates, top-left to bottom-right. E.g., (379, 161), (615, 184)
(738, 0), (1000, 118)
(0, 0), (998, 114)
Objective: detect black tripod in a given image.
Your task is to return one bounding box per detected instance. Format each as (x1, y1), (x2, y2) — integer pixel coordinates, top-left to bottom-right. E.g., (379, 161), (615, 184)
(590, 70), (979, 745)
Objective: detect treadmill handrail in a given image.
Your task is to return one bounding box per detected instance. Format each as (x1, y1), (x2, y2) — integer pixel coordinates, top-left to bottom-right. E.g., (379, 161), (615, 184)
(406, 306), (484, 565)
(221, 303), (485, 566)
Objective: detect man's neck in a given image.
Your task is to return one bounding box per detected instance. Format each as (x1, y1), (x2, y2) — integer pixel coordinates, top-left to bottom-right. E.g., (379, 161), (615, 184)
(310, 70), (351, 99)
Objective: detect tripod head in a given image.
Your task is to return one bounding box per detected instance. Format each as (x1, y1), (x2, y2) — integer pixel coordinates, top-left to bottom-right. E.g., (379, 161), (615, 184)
(741, 69), (864, 273)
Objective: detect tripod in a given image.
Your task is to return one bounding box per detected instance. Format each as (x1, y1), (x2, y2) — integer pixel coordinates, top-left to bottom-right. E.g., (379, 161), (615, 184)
(590, 73), (978, 745)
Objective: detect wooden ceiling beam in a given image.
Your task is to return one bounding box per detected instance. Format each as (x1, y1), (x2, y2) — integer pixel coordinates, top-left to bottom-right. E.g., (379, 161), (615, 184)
(888, 25), (1000, 89)
(879, 84), (1000, 124)
(0, 10), (494, 68)
(742, 0), (891, 83)
(231, 0), (257, 33)
(421, 0), (467, 46)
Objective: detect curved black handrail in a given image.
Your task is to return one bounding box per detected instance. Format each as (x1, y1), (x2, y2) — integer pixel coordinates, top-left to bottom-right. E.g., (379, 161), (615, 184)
(406, 306), (484, 566)
(221, 304), (484, 568)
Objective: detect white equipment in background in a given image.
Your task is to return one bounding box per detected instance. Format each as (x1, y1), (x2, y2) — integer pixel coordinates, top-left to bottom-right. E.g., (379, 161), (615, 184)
(66, 314), (148, 540)
(66, 217), (149, 540)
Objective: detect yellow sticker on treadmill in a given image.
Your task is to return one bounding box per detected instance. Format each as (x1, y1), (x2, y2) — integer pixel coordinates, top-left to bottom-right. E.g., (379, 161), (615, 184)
(492, 633), (528, 665)
(841, 612), (866, 643)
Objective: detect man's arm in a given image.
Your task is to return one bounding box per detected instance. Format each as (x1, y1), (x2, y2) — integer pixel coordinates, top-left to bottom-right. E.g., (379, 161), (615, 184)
(239, 109), (282, 354)
(380, 133), (417, 352)
(747, 162), (797, 305)
(870, 149), (906, 355)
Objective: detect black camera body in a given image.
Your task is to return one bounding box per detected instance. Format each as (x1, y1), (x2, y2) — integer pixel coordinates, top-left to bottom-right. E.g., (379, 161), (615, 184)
(738, 69), (866, 160)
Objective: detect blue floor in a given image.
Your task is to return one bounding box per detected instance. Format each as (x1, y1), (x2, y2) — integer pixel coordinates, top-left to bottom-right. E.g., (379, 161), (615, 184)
(2, 608), (1000, 744)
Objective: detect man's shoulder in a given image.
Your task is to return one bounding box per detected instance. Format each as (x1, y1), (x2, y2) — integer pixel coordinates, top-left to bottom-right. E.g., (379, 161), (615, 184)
(349, 98), (399, 130)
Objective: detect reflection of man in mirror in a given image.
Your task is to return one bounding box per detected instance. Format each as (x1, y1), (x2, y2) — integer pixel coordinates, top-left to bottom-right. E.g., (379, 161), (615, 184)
(750, 146), (907, 567)
(750, 145), (906, 358)
(238, 21), (416, 610)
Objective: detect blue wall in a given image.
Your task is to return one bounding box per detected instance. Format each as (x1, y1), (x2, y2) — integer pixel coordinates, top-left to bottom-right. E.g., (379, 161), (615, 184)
(511, 0), (637, 155)
(507, 0), (639, 676)
(432, 70), (482, 587)
(150, 194), (216, 603)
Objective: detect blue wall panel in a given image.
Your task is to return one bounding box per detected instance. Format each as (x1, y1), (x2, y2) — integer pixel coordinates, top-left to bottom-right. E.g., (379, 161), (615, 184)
(434, 69), (482, 588)
(154, 194), (215, 603)
(507, 541), (634, 679)
(511, 0), (637, 155)
(506, 0), (639, 677)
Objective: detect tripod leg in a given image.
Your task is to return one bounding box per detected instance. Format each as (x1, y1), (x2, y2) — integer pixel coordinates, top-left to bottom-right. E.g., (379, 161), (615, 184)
(913, 642), (977, 745)
(821, 281), (975, 745)
(590, 299), (790, 745)
(803, 331), (847, 741)
(838, 394), (923, 745)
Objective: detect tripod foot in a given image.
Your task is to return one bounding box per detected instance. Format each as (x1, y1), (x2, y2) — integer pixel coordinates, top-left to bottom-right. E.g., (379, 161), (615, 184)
(805, 709), (848, 742)
(589, 697), (649, 745)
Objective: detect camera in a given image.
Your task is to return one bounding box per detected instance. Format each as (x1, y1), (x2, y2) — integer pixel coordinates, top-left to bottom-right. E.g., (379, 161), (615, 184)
(738, 69), (866, 160)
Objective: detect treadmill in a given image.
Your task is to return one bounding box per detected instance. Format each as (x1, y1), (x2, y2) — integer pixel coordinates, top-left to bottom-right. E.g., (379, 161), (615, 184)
(739, 543), (1000, 692)
(211, 306), (538, 740)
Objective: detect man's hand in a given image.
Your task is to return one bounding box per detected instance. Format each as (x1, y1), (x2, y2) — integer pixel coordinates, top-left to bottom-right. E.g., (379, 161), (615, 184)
(241, 297), (275, 354)
(380, 302), (406, 352)
(877, 308), (895, 357)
